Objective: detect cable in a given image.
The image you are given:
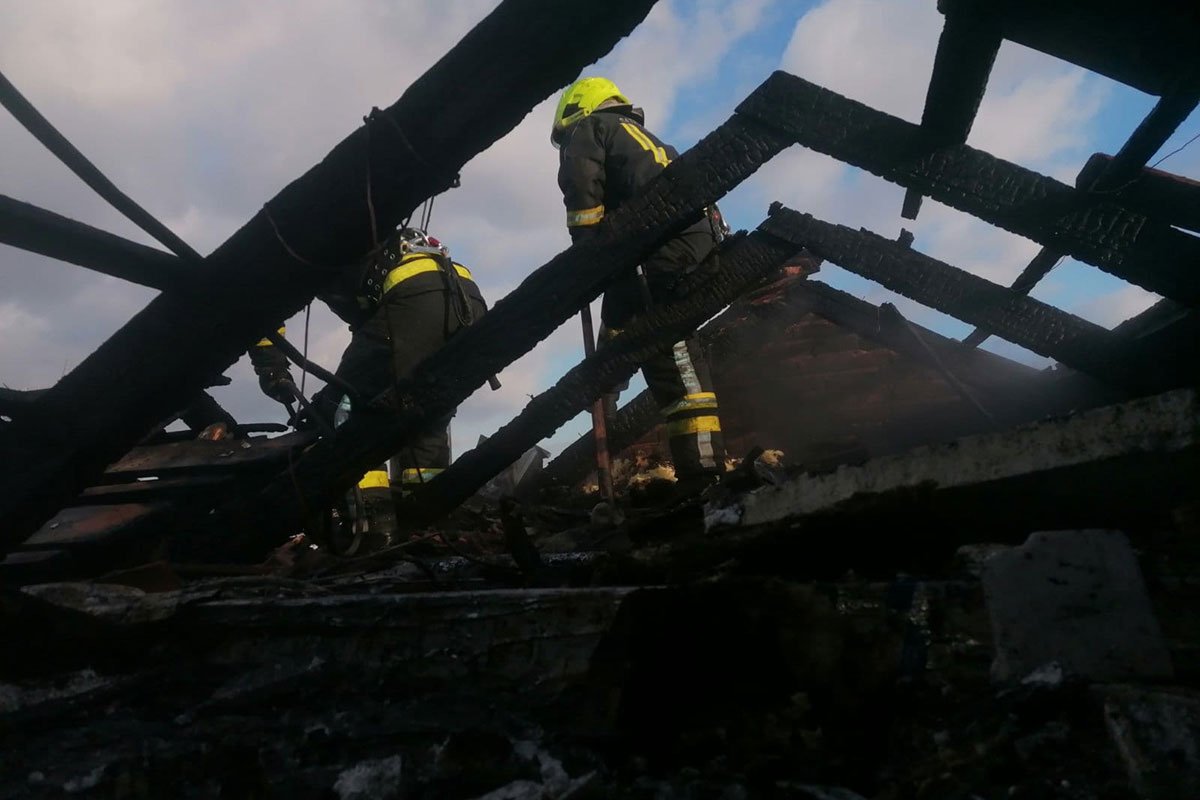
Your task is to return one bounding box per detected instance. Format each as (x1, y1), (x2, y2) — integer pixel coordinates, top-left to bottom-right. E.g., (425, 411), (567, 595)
(1150, 129), (1200, 169)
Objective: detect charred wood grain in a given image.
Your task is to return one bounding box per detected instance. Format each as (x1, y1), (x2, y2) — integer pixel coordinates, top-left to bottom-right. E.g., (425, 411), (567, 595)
(1078, 154), (1200, 234)
(385, 231), (800, 525)
(0, 195), (188, 290)
(0, 0), (663, 552)
(963, 79), (1198, 346)
(901, 3), (1001, 219)
(760, 206), (1148, 388)
(217, 113), (795, 559)
(739, 71), (1200, 305)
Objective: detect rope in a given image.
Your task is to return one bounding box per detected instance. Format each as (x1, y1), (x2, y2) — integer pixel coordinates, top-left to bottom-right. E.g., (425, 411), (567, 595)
(262, 203), (330, 270)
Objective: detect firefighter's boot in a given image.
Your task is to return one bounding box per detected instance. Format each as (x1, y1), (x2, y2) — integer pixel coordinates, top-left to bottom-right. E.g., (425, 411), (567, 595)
(357, 470), (399, 553)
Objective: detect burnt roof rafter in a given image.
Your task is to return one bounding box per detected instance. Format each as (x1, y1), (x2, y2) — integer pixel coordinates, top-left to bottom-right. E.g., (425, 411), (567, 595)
(739, 71), (1200, 307)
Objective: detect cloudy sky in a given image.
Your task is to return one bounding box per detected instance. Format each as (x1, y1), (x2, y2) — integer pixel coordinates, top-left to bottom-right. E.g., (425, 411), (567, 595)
(2, 0), (1198, 462)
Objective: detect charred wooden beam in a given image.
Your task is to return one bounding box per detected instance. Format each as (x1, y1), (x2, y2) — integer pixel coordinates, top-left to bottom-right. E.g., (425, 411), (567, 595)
(0, 195), (188, 290)
(406, 230), (801, 523)
(0, 0), (663, 552)
(962, 77), (1199, 346)
(0, 71), (202, 261)
(759, 205), (1139, 387)
(901, 3), (1001, 220)
(1078, 154), (1200, 234)
(738, 71), (1200, 305)
(212, 108), (797, 561)
(939, 0), (1200, 97)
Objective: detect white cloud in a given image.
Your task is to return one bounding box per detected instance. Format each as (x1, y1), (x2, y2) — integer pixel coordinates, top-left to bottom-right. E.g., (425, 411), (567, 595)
(1070, 285), (1161, 329)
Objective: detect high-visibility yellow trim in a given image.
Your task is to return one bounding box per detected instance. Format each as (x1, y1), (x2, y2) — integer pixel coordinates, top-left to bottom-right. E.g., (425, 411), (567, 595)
(399, 467), (444, 484)
(666, 415), (721, 438)
(357, 469), (390, 490)
(661, 392), (719, 417)
(255, 325), (286, 347)
(620, 122), (670, 167)
(382, 255), (473, 295)
(566, 204), (605, 227)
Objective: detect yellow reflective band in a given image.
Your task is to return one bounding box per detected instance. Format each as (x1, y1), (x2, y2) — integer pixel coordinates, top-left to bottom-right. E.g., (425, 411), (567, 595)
(254, 326), (287, 347)
(357, 470), (390, 490)
(382, 256), (473, 295)
(666, 415), (721, 438)
(661, 392), (719, 417)
(620, 122), (670, 167)
(400, 467), (444, 484)
(566, 204), (605, 227)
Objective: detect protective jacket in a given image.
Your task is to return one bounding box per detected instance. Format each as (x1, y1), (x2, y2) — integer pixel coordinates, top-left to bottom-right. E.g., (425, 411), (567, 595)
(557, 105), (717, 254)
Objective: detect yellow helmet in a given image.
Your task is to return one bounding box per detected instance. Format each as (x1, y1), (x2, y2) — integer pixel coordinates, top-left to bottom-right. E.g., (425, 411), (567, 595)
(551, 76), (630, 148)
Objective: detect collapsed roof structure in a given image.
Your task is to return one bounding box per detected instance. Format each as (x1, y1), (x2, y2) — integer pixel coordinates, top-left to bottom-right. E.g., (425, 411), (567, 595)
(1, 1), (1198, 797)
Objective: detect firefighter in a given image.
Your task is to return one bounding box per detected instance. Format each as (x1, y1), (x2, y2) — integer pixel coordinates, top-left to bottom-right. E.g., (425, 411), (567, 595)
(551, 76), (728, 494)
(250, 226), (488, 549)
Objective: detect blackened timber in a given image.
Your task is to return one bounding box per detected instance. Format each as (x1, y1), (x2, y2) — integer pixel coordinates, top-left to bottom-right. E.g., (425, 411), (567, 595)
(739, 71), (1200, 305)
(0, 70), (202, 262)
(960, 247), (1061, 347)
(759, 206), (1134, 387)
(407, 231), (800, 523)
(939, 0), (1200, 97)
(0, 0), (663, 551)
(1078, 155), (1200, 234)
(901, 4), (1001, 219)
(218, 111), (795, 559)
(0, 195), (187, 290)
(962, 79), (1199, 346)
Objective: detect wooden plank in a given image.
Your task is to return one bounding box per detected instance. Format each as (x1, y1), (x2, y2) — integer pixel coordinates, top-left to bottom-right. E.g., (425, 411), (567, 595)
(100, 432), (316, 481)
(0, 194), (186, 290)
(901, 3), (1001, 219)
(74, 475), (233, 506)
(20, 504), (166, 550)
(759, 206), (1136, 386)
(738, 71), (1200, 305)
(0, 0), (663, 551)
(963, 79), (1199, 346)
(940, 0), (1200, 97)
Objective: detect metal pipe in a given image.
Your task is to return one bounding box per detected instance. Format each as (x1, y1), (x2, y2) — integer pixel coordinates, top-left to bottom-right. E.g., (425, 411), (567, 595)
(580, 304), (615, 505)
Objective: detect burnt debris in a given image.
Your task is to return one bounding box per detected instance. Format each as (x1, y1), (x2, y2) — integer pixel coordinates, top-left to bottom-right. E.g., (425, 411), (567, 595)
(2, 0), (1200, 797)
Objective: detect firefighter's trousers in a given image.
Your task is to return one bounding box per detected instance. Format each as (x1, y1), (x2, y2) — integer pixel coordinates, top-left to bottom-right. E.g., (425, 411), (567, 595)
(314, 285), (487, 490)
(600, 230), (726, 477)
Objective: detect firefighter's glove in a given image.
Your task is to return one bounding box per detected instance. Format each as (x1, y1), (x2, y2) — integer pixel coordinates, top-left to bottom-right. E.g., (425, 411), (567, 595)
(258, 370), (297, 405)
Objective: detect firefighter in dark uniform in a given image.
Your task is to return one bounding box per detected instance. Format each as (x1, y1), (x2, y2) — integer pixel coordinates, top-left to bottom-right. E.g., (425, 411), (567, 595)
(250, 226), (487, 548)
(551, 76), (727, 490)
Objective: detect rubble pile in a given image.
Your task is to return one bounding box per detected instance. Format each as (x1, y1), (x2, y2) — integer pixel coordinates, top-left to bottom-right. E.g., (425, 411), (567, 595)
(3, 0), (1199, 797)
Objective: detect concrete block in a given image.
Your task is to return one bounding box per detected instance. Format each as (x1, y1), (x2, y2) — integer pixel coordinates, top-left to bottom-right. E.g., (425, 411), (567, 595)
(981, 529), (1172, 683)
